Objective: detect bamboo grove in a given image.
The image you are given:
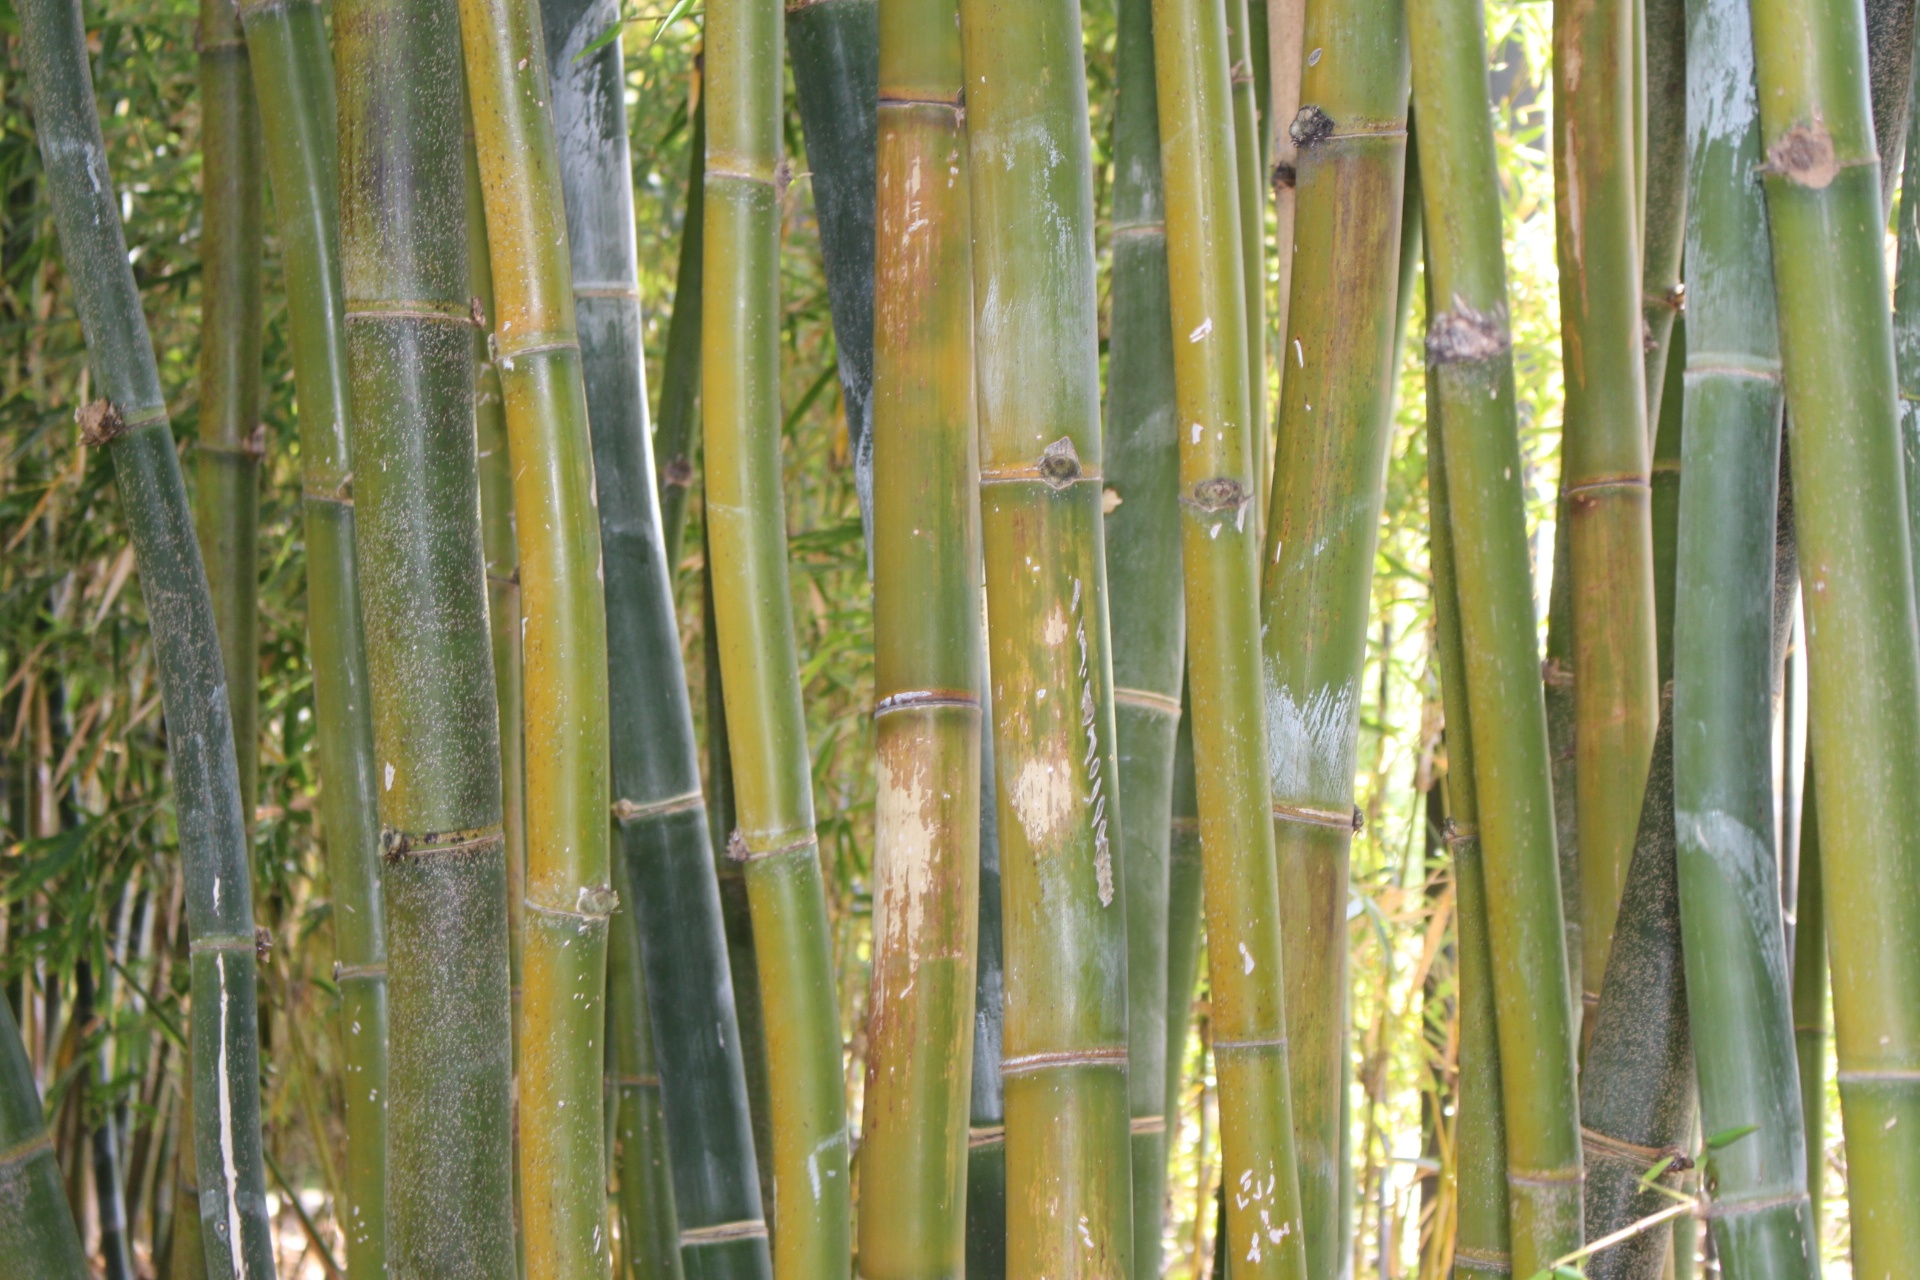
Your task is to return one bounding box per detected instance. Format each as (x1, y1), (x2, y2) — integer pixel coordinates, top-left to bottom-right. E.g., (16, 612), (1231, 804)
(4, 0), (1920, 1266)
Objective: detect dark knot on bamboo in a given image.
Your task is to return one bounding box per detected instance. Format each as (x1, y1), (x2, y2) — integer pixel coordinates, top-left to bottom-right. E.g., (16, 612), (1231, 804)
(1759, 121), (1840, 189)
(1648, 282), (1687, 313)
(1188, 476), (1248, 514)
(1038, 436), (1083, 488)
(77, 399), (129, 448)
(1290, 105), (1335, 149)
(255, 926), (274, 963)
(1427, 298), (1510, 365)
(1271, 160), (1298, 192)
(661, 455), (694, 489)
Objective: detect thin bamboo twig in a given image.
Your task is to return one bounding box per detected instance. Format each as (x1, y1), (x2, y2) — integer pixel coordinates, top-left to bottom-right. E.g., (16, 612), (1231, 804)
(18, 0), (277, 1269)
(235, 0), (389, 1267)
(957, 0), (1135, 1263)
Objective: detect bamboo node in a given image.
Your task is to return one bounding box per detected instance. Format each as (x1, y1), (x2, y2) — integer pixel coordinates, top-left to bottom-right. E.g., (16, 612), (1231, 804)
(612, 789), (706, 822)
(1441, 818), (1478, 847)
(76, 399), (130, 448)
(1213, 1034), (1289, 1054)
(1129, 1114), (1167, 1134)
(380, 824), (506, 859)
(1000, 1045), (1128, 1076)
(1186, 476), (1248, 515)
(1759, 121), (1840, 189)
(525, 884), (619, 923)
(662, 455), (694, 488)
(1505, 1164), (1585, 1188)
(0, 1129), (54, 1172)
(470, 296), (489, 329)
(188, 932), (259, 956)
(1541, 657), (1573, 688)
(679, 1219), (769, 1246)
(332, 961), (388, 981)
(873, 689), (982, 716)
(967, 1124), (1006, 1149)
(1648, 283), (1686, 314)
(727, 828), (818, 863)
(1702, 1189), (1809, 1219)
(1038, 436), (1083, 489)
(1427, 298), (1510, 365)
(1580, 1126), (1692, 1175)
(1289, 105), (1335, 148)
(1112, 686), (1182, 717)
(1271, 801), (1363, 832)
(1451, 1245), (1511, 1273)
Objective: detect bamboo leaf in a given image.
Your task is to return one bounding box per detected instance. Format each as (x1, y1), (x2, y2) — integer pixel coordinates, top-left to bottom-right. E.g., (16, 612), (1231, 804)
(1705, 1123), (1759, 1149)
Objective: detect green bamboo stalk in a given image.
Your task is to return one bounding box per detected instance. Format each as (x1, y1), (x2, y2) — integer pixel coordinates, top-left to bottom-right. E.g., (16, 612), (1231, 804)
(335, 0), (517, 1264)
(195, 0), (265, 825)
(1153, 0), (1308, 1270)
(965, 727), (1007, 1280)
(607, 858), (685, 1280)
(1868, 0), (1917, 202)
(1161, 693), (1201, 1162)
(1554, 0), (1661, 1018)
(787, 0), (879, 544)
(860, 0), (984, 1266)
(958, 0), (1134, 1264)
(1640, 0), (1685, 430)
(457, 0), (618, 1269)
(542, 6), (773, 1278)
(1426, 349), (1511, 1280)
(1262, 0), (1409, 1263)
(1225, 0), (1270, 523)
(1671, 0), (1820, 1262)
(657, 94), (706, 576)
(1105, 0), (1184, 1267)
(0, 987), (87, 1277)
(18, 0), (277, 1270)
(234, 0), (388, 1268)
(167, 1087), (205, 1280)
(1748, 0), (1920, 1254)
(1406, 0), (1582, 1263)
(74, 962), (132, 1280)
(1791, 766), (1826, 1234)
(1896, 42), (1920, 636)
(1266, 0), (1304, 430)
(702, 0), (853, 1264)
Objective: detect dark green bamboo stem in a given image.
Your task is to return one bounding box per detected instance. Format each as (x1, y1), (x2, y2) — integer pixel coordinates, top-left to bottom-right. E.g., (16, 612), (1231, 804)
(19, 0), (277, 1270)
(1640, 0), (1685, 430)
(337, 0), (518, 1265)
(1672, 0), (1820, 1263)
(1748, 0), (1920, 1252)
(607, 859), (685, 1280)
(965, 724), (1007, 1280)
(543, 7), (771, 1280)
(703, 0), (853, 1263)
(236, 0), (389, 1268)
(1868, 0), (1917, 207)
(0, 982), (86, 1277)
(861, 0), (985, 1265)
(787, 0), (879, 547)
(74, 962), (132, 1280)
(1225, 0), (1269, 522)
(1262, 0), (1409, 1263)
(1407, 0), (1583, 1261)
(196, 0), (265, 825)
(1555, 0), (1661, 1020)
(1106, 0), (1184, 1267)
(1896, 38), (1920, 642)
(959, 0), (1135, 1263)
(657, 94), (706, 576)
(1154, 0), (1310, 1267)
(1426, 361), (1510, 1280)
(1791, 766), (1826, 1234)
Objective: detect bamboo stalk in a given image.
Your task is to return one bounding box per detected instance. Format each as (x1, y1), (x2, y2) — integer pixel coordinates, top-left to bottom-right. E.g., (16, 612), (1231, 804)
(859, 0), (984, 1265)
(1791, 765), (1826, 1234)
(1671, 0), (1820, 1263)
(1266, 0), (1305, 432)
(18, 0), (278, 1270)
(702, 0), (854, 1265)
(1554, 0), (1661, 1018)
(75, 961), (132, 1280)
(1153, 0), (1309, 1270)
(657, 93), (706, 576)
(1406, 0), (1582, 1263)
(457, 0), (618, 1267)
(335, 0), (518, 1264)
(541, 4), (773, 1278)
(1640, 0), (1685, 430)
(0, 984), (87, 1277)
(965, 726), (1007, 1280)
(1105, 0), (1184, 1267)
(195, 0), (265, 825)
(1868, 0), (1917, 201)
(787, 0), (879, 545)
(1747, 0), (1920, 1252)
(957, 0), (1134, 1264)
(1262, 0), (1409, 1263)
(234, 0), (389, 1268)
(1161, 692), (1201, 1164)
(1225, 0), (1270, 523)
(607, 858), (684, 1280)
(1427, 392), (1510, 1280)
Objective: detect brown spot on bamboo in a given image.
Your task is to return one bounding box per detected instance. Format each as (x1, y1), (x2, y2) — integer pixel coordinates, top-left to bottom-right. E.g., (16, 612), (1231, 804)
(1762, 121), (1841, 188)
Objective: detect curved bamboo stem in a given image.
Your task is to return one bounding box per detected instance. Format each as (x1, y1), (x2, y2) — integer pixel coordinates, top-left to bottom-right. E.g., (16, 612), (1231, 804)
(336, 0), (518, 1265)
(0, 990), (87, 1277)
(1262, 0), (1409, 1263)
(1105, 0), (1184, 1267)
(702, 0), (854, 1265)
(18, 0), (277, 1270)
(235, 2), (389, 1268)
(957, 0), (1135, 1264)
(1407, 0), (1582, 1263)
(859, 0), (984, 1266)
(1748, 0), (1920, 1252)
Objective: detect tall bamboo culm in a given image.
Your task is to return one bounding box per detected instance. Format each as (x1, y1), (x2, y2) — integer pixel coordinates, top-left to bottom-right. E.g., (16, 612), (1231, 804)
(859, 0), (984, 1266)
(1670, 0), (1819, 1265)
(235, 0), (389, 1267)
(1406, 0), (1582, 1262)
(457, 0), (620, 1267)
(957, 0), (1134, 1266)
(702, 0), (854, 1265)
(1639, 0), (1686, 429)
(1153, 0), (1309, 1268)
(1224, 0), (1268, 517)
(1261, 0), (1409, 1263)
(965, 728), (1007, 1280)
(1160, 693), (1202, 1219)
(1748, 0), (1920, 1256)
(0, 984), (87, 1276)
(543, 3), (773, 1278)
(1554, 0), (1661, 1019)
(18, 0), (278, 1271)
(1792, 766), (1826, 1234)
(336, 0), (518, 1264)
(1104, 0), (1184, 1267)
(1425, 362), (1511, 1280)
(1266, 0), (1305, 427)
(656, 91), (706, 575)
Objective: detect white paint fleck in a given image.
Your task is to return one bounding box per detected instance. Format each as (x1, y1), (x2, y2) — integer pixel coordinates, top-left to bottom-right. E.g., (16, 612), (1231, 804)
(1189, 317), (1213, 342)
(1265, 678), (1360, 801)
(384, 763), (395, 791)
